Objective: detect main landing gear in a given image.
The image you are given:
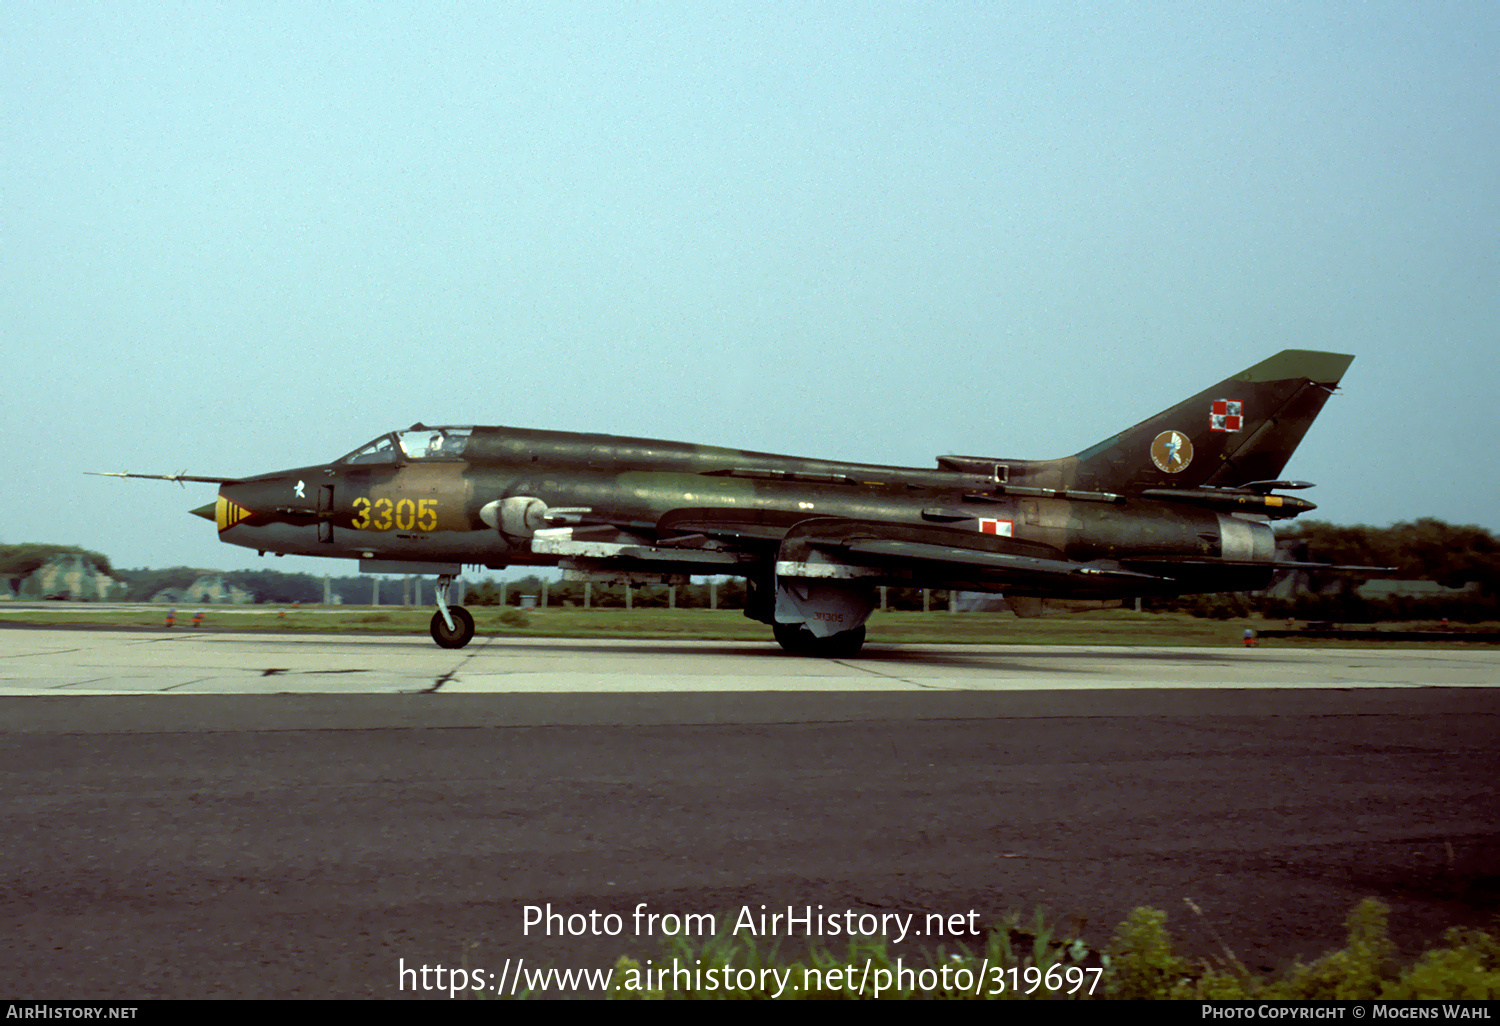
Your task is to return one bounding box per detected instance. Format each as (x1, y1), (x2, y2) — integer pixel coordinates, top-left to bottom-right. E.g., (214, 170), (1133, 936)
(429, 574), (475, 649)
(772, 622), (867, 658)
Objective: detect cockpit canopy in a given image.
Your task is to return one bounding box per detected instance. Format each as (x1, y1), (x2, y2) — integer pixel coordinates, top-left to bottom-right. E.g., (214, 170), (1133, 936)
(340, 425), (473, 464)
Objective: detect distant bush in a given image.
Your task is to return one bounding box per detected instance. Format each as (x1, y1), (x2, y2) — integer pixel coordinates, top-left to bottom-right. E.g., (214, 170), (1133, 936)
(494, 608), (528, 628)
(465, 580), (503, 606)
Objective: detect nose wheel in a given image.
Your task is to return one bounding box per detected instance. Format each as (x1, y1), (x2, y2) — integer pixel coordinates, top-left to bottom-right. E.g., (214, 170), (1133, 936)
(429, 574), (476, 649)
(430, 605), (475, 648)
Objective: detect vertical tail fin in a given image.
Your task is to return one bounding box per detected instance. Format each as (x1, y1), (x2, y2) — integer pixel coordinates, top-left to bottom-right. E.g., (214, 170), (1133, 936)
(1005, 350), (1354, 495)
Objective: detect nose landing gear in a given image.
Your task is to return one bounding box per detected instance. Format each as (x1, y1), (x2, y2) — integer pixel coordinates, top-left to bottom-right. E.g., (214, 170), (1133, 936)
(429, 574), (475, 649)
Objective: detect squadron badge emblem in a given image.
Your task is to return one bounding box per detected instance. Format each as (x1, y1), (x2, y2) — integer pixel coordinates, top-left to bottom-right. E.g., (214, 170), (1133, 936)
(1150, 430), (1193, 473)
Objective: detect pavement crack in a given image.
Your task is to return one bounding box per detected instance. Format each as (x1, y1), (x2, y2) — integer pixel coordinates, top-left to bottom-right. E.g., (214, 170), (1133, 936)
(423, 671), (457, 694)
(421, 637), (492, 693)
(834, 660), (951, 690)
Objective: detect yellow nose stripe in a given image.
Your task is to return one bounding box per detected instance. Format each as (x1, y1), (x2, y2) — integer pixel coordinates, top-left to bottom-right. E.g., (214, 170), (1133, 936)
(216, 496), (252, 532)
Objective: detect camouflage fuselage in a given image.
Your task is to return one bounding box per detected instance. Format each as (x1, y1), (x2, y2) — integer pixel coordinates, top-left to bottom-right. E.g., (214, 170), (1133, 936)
(213, 424), (1273, 595)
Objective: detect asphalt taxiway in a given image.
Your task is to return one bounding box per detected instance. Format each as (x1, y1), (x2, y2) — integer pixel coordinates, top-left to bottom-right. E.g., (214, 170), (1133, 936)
(2, 628), (1497, 998)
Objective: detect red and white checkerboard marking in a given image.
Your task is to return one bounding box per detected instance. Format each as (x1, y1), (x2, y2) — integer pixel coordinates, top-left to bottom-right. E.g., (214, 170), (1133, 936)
(1211, 399), (1243, 432)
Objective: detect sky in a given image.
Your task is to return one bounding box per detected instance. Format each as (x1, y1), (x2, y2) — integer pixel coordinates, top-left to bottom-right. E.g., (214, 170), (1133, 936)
(4, 2), (1497, 575)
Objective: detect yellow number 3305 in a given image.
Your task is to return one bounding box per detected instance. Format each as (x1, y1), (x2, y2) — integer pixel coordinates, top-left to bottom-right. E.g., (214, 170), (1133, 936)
(351, 497), (438, 532)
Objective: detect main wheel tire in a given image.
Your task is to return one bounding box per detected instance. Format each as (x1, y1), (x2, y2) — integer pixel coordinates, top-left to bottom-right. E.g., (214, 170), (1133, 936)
(773, 622), (812, 654)
(816, 625), (865, 658)
(773, 623), (865, 658)
(430, 605), (475, 649)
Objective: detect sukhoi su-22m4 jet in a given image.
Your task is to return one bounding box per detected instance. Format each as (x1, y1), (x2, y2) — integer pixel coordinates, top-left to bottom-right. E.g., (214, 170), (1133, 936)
(99, 350), (1357, 655)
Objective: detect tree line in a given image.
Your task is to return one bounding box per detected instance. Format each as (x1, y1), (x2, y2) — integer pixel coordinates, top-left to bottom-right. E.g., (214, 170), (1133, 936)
(1156, 518), (1499, 621)
(0, 544), (113, 579)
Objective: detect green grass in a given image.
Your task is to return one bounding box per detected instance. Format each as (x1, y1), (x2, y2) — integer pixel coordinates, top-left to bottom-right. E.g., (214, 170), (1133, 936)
(576, 900), (1500, 999)
(2, 603), (1496, 647)
(1107, 899), (1500, 1000)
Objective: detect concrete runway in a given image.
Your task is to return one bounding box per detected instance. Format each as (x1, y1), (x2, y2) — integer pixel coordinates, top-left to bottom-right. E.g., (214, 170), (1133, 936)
(2, 628), (1497, 998)
(3, 627), (1498, 695)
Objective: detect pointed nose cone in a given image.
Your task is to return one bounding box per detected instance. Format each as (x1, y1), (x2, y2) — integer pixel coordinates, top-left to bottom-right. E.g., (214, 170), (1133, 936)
(191, 502), (216, 522)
